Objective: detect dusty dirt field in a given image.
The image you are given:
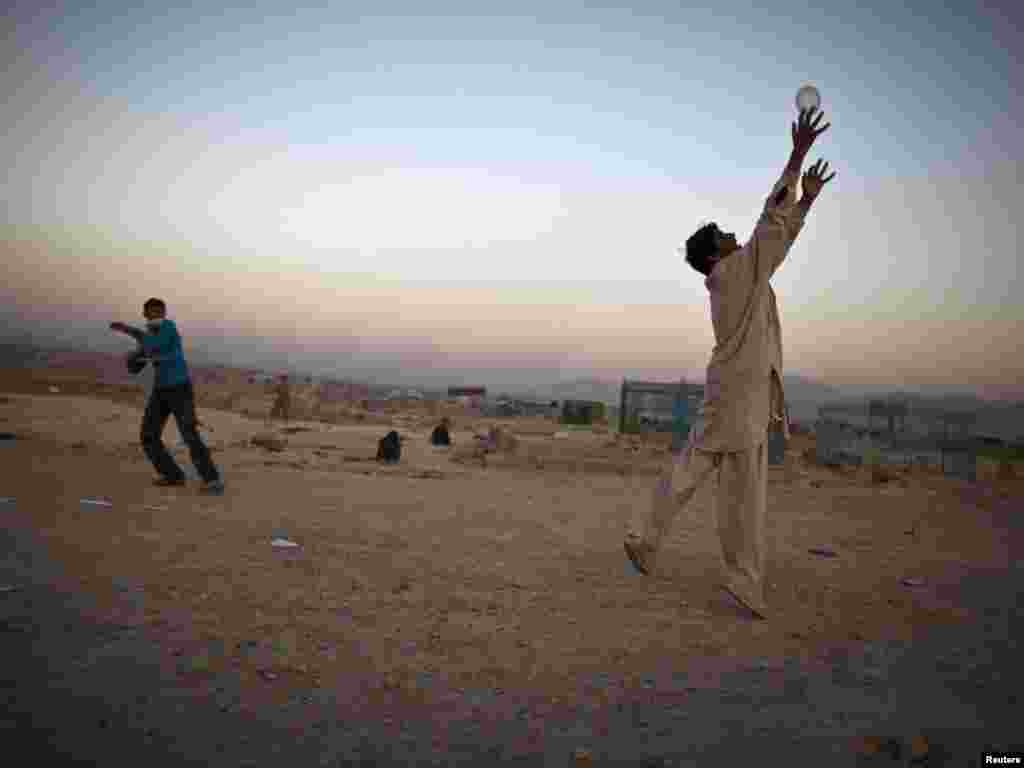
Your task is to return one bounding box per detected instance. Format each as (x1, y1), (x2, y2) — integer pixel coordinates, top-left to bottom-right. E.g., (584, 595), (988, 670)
(2, 367), (1021, 715)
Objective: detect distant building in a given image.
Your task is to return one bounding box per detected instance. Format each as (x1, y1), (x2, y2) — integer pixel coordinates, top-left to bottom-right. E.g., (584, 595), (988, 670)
(480, 398), (553, 418)
(619, 378), (703, 436)
(816, 396), (978, 480)
(561, 399), (606, 426)
(448, 386), (487, 397)
(448, 386), (486, 409)
(316, 380), (369, 402)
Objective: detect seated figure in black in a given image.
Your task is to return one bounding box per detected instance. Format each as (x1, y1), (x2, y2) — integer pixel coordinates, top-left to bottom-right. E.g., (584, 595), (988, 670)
(377, 430), (401, 463)
(430, 417), (452, 447)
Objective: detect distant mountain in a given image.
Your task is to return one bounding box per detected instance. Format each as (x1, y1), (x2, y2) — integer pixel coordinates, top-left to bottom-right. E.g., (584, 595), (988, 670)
(546, 377), (622, 405)
(779, 375), (847, 424)
(780, 375), (845, 404)
(527, 374), (846, 416)
(4, 336), (1021, 440)
(0, 341), (47, 367)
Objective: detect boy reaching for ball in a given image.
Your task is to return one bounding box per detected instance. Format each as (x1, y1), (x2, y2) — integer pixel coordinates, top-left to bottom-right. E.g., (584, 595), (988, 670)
(624, 108), (836, 619)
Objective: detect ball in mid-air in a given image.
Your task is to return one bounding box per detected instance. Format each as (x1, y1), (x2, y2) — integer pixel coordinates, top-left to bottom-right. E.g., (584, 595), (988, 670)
(795, 83), (821, 112)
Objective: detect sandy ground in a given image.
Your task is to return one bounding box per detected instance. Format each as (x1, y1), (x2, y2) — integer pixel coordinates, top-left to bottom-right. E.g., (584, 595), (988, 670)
(3, 368), (1024, 764)
(2, 375), (1021, 708)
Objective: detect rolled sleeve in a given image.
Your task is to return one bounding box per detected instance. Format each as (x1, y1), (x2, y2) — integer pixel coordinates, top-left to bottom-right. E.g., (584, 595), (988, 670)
(752, 171), (805, 277)
(767, 170), (800, 211)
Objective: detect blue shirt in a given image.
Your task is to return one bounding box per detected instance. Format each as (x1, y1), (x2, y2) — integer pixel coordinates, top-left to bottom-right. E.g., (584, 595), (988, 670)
(141, 319), (190, 389)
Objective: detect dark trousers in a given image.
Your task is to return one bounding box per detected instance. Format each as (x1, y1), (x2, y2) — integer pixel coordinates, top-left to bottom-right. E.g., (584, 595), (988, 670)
(141, 380), (219, 483)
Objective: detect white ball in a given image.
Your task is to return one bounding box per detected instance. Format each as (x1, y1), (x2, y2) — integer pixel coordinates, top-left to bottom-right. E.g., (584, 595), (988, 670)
(796, 83), (821, 112)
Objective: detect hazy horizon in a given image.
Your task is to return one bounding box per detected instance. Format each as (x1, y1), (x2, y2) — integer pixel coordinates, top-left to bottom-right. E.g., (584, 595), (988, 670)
(4, 1), (1021, 401)
(5, 326), (1018, 410)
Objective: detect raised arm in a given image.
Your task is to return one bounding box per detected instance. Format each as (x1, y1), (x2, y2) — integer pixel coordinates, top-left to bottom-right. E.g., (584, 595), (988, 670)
(751, 107), (832, 277)
(110, 322), (147, 344)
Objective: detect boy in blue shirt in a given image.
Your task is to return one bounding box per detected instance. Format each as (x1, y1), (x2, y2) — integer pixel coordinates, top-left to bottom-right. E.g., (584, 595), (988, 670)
(110, 298), (224, 495)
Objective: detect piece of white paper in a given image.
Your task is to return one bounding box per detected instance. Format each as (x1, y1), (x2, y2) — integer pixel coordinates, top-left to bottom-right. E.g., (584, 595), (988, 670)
(80, 498), (113, 507)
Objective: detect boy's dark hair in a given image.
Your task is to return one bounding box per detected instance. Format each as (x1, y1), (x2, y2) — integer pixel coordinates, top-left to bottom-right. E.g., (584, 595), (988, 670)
(685, 223), (720, 276)
(143, 298), (166, 313)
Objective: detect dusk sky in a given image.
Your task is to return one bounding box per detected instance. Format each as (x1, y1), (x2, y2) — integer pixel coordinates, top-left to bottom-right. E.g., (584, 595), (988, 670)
(3, 1), (1021, 398)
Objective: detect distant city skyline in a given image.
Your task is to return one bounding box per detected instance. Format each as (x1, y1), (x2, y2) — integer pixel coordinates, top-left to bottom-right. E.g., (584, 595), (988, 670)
(4, 1), (1021, 401)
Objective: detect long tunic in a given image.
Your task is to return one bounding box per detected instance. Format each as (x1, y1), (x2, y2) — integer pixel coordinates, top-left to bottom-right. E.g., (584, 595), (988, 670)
(692, 170), (806, 453)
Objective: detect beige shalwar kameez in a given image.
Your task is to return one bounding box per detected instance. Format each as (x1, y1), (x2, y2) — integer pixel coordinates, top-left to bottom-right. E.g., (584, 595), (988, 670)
(637, 169), (807, 605)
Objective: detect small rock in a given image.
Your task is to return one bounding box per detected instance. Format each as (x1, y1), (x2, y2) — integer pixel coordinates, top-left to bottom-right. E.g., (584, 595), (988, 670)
(808, 547), (837, 558)
(80, 497), (113, 507)
(251, 433), (287, 452)
(571, 747), (593, 765)
(879, 738), (902, 760)
(901, 577), (925, 587)
(853, 735), (881, 755)
(909, 734), (929, 759)
(258, 670), (278, 682)
(862, 667), (885, 683)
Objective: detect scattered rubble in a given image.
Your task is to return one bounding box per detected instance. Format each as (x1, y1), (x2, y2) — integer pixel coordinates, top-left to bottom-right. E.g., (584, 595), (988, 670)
(251, 433), (287, 452)
(808, 547), (838, 558)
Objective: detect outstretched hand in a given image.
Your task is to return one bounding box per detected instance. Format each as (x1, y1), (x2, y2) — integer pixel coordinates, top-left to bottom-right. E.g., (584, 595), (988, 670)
(791, 107), (830, 156)
(110, 321), (130, 333)
(802, 158), (836, 199)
